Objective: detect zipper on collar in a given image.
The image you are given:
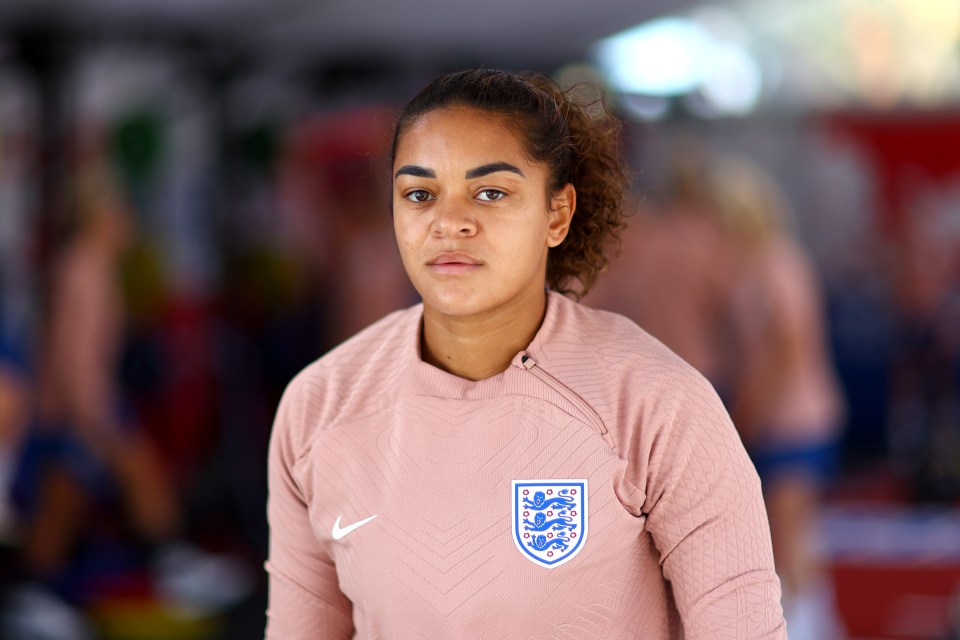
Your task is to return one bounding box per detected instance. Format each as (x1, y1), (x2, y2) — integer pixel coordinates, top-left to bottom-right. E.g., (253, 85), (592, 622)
(520, 354), (615, 448)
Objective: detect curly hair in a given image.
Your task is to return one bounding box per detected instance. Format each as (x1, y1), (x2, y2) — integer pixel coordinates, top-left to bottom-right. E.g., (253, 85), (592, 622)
(391, 69), (629, 298)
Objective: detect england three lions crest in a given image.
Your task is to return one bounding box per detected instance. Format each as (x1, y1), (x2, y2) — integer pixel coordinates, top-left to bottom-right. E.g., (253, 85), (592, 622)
(512, 480), (587, 568)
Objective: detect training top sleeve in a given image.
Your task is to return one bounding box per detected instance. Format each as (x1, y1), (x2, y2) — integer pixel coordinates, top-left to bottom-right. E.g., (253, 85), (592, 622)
(635, 369), (787, 639)
(264, 371), (354, 640)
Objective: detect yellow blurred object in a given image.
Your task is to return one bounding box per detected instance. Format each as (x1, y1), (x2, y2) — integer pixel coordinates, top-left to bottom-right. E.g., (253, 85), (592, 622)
(746, 0), (960, 107)
(89, 598), (222, 640)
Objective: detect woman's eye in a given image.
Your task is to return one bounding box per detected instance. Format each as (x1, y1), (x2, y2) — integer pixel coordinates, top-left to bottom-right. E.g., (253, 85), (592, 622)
(477, 189), (505, 202)
(404, 190), (434, 203)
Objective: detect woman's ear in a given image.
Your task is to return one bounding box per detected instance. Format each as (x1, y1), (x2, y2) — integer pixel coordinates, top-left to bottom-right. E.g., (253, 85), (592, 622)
(547, 184), (576, 248)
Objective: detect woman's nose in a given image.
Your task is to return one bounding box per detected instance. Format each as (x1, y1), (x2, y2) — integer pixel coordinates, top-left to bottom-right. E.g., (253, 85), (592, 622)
(431, 200), (477, 238)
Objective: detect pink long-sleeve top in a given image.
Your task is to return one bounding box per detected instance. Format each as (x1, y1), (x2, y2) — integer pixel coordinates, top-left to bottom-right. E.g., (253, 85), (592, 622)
(266, 291), (786, 639)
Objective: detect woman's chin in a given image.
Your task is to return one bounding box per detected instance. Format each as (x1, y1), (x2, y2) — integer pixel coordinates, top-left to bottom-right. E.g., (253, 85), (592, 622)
(421, 293), (492, 320)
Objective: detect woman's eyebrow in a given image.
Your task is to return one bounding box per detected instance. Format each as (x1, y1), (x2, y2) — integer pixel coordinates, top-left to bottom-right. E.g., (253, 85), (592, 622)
(395, 165), (436, 179)
(465, 162), (525, 179)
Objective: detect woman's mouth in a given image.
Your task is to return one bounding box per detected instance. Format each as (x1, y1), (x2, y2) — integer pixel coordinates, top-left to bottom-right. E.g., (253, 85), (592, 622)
(427, 252), (483, 275)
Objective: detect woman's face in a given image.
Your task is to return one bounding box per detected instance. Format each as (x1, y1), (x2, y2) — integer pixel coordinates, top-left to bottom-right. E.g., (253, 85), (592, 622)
(392, 106), (574, 320)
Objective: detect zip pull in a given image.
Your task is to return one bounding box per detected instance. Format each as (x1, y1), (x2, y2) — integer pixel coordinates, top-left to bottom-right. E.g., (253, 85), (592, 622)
(519, 353), (613, 446)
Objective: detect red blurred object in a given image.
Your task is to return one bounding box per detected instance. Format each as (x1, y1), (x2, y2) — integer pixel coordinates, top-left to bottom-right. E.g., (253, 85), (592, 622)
(827, 111), (960, 236)
(136, 295), (219, 478)
(832, 561), (960, 639)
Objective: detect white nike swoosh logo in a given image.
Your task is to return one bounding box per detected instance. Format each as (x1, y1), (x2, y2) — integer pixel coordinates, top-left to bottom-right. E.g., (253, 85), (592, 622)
(331, 514), (378, 540)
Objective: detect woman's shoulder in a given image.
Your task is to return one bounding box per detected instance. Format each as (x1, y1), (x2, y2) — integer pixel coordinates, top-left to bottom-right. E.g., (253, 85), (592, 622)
(278, 304), (422, 434)
(552, 294), (708, 392)
(556, 295), (685, 360)
(323, 303), (421, 364)
(558, 299), (732, 454)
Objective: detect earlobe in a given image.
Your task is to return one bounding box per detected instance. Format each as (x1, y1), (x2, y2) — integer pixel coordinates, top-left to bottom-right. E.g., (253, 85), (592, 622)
(547, 184), (576, 248)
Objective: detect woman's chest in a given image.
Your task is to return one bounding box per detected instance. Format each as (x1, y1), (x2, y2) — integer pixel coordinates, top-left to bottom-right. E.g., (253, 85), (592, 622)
(299, 396), (665, 636)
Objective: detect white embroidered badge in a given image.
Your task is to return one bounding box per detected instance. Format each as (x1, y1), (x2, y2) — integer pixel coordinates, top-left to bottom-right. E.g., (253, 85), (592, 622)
(512, 479), (587, 568)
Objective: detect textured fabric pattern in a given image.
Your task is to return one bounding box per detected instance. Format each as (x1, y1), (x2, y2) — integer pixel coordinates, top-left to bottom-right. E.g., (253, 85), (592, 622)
(265, 292), (786, 639)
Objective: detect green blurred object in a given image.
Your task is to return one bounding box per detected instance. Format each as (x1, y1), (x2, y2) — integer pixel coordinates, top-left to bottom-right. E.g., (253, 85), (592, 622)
(239, 124), (279, 174)
(112, 110), (167, 184)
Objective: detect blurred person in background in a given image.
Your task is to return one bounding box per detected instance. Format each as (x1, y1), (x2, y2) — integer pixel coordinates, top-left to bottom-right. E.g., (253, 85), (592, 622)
(586, 137), (734, 394)
(265, 68), (786, 639)
(0, 286), (30, 546)
(279, 108), (417, 349)
(887, 208), (960, 502)
(4, 166), (251, 640)
(325, 161), (418, 346)
(711, 155), (846, 640)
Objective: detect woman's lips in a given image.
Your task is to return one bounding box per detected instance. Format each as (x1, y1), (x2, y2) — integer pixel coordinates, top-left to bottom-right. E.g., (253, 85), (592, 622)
(427, 252), (482, 275)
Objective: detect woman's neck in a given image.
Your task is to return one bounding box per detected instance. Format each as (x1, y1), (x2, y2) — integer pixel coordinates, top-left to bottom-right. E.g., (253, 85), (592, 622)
(420, 290), (547, 381)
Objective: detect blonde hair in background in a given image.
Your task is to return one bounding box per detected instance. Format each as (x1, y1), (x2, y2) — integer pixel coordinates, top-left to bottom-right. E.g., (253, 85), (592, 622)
(710, 154), (792, 247)
(662, 134), (713, 205)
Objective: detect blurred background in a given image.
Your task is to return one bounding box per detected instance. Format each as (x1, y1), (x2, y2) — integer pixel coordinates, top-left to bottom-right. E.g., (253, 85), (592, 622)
(0, 0), (958, 638)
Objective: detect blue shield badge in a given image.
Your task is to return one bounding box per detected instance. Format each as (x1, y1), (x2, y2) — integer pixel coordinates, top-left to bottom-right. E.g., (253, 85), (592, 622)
(512, 479), (588, 568)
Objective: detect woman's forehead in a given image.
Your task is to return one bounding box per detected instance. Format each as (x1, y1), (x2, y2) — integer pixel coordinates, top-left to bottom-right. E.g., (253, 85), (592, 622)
(394, 107), (535, 169)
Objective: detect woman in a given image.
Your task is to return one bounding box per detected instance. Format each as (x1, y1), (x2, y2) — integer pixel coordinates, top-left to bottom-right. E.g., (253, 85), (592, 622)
(712, 156), (845, 640)
(266, 69), (786, 639)
(585, 140), (734, 394)
(8, 169), (252, 629)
